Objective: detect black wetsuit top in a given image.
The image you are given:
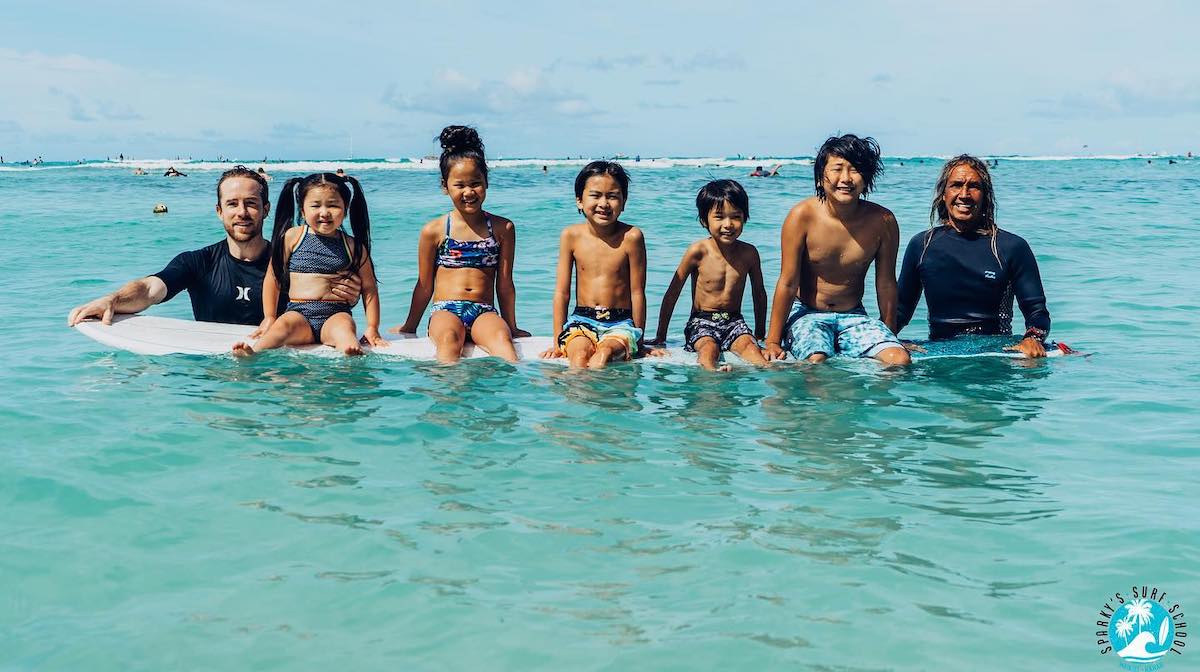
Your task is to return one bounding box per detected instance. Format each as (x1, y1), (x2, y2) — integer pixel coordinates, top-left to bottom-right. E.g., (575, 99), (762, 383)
(152, 240), (272, 325)
(896, 227), (1050, 340)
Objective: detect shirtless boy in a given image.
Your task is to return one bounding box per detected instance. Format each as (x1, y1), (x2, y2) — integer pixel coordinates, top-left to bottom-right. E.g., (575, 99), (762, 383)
(764, 134), (911, 366)
(648, 179), (768, 371)
(541, 161), (648, 369)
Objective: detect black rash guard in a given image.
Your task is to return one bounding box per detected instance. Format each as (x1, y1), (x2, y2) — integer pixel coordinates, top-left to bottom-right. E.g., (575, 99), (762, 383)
(896, 227), (1050, 340)
(152, 240), (272, 324)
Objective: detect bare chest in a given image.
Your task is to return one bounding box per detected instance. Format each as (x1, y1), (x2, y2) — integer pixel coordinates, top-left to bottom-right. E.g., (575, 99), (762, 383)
(575, 240), (629, 276)
(805, 228), (878, 269)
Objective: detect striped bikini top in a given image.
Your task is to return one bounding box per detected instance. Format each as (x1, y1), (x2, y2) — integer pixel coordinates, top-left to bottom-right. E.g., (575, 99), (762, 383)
(437, 214), (500, 270)
(288, 225), (352, 274)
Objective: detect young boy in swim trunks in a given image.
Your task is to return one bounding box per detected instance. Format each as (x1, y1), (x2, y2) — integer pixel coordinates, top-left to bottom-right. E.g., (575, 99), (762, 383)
(540, 161), (647, 369)
(763, 134), (911, 366)
(647, 180), (768, 371)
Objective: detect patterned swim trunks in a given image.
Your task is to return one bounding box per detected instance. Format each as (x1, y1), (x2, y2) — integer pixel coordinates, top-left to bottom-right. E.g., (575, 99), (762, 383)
(557, 306), (643, 358)
(782, 301), (902, 360)
(683, 310), (753, 352)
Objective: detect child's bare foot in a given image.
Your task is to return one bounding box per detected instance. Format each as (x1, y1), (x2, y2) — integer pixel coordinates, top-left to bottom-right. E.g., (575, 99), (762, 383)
(232, 341), (256, 357)
(341, 342), (364, 356)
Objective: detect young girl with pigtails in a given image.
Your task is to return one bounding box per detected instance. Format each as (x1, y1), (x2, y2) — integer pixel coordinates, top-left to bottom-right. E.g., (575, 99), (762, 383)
(391, 125), (528, 363)
(233, 172), (386, 356)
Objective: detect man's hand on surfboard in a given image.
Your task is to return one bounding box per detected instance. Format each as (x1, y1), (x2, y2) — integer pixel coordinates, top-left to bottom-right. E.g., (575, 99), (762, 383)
(1005, 336), (1047, 358)
(68, 296), (116, 326)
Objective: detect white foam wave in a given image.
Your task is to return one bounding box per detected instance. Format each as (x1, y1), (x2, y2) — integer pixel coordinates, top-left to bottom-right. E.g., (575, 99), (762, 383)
(2, 154), (1190, 173)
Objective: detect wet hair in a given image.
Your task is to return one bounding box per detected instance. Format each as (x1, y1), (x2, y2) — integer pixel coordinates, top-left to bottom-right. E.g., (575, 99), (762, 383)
(923, 154), (1001, 265)
(216, 165), (269, 205)
(573, 160), (629, 200)
(696, 179), (749, 225)
(438, 125), (488, 185)
(269, 173), (372, 294)
(813, 134), (884, 200)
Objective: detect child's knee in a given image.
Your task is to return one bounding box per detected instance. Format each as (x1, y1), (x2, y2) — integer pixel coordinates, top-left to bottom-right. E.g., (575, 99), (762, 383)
(876, 346), (911, 366)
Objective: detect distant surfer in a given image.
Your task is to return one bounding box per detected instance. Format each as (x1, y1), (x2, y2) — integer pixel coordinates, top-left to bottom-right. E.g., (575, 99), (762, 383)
(164, 166), (186, 177)
(895, 155), (1051, 357)
(749, 164), (780, 177)
(257, 166), (271, 181)
(68, 166), (360, 327)
(132, 167), (146, 176)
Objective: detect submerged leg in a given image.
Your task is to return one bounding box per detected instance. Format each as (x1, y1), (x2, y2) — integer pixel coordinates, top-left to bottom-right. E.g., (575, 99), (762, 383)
(588, 338), (629, 369)
(429, 311), (468, 363)
(873, 346), (911, 367)
(232, 312), (312, 356)
(692, 337), (727, 372)
(564, 336), (596, 369)
(469, 312), (518, 362)
(320, 312), (362, 356)
(729, 334), (769, 367)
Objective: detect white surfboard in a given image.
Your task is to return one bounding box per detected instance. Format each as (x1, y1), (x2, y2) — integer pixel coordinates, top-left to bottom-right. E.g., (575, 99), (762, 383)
(74, 315), (1076, 362)
(74, 314), (556, 359)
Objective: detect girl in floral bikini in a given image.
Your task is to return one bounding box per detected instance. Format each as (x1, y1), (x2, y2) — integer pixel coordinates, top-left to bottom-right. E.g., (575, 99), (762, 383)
(391, 126), (528, 362)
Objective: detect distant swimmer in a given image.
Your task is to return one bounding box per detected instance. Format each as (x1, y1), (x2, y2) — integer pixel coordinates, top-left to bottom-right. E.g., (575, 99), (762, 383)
(153, 203), (168, 214)
(1169, 159), (1177, 164)
(749, 164), (781, 177)
(132, 167), (147, 176)
(257, 166), (271, 181)
(335, 168), (346, 177)
(164, 166), (187, 177)
(542, 165), (548, 173)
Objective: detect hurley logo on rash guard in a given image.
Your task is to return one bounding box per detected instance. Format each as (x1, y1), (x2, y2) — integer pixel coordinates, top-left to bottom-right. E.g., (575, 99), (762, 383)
(984, 270), (997, 280)
(236, 286), (251, 301)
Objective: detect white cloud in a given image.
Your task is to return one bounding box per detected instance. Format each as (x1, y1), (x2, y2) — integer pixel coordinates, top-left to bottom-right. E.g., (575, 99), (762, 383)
(381, 66), (600, 120)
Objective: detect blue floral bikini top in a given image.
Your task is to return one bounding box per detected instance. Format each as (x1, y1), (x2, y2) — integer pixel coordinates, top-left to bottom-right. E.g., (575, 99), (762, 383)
(437, 214), (500, 270)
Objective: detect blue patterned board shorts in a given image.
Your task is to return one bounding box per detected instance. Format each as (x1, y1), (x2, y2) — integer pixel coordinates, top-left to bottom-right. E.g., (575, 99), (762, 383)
(431, 300), (497, 329)
(287, 300), (353, 341)
(557, 308), (643, 359)
(783, 301), (902, 360)
(684, 310), (753, 352)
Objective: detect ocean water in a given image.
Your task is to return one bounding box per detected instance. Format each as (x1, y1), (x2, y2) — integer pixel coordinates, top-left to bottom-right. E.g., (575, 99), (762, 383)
(2, 157), (1198, 670)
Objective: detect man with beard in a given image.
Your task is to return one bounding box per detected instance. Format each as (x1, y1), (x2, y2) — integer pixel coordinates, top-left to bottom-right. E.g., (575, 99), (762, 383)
(68, 165), (358, 326)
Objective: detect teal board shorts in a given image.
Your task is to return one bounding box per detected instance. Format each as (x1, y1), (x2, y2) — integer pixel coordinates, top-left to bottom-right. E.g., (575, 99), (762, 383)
(783, 301), (902, 360)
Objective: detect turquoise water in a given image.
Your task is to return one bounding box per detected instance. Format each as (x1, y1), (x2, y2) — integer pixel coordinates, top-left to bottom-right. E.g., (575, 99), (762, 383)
(2, 158), (1198, 670)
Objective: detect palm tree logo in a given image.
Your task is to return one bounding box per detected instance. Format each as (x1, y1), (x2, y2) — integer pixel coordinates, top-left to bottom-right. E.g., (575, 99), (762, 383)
(1125, 598), (1154, 635)
(1108, 596), (1175, 666)
(1115, 617), (1134, 645)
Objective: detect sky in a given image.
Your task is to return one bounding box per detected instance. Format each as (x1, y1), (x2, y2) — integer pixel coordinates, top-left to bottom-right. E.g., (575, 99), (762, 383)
(2, 1), (1198, 160)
